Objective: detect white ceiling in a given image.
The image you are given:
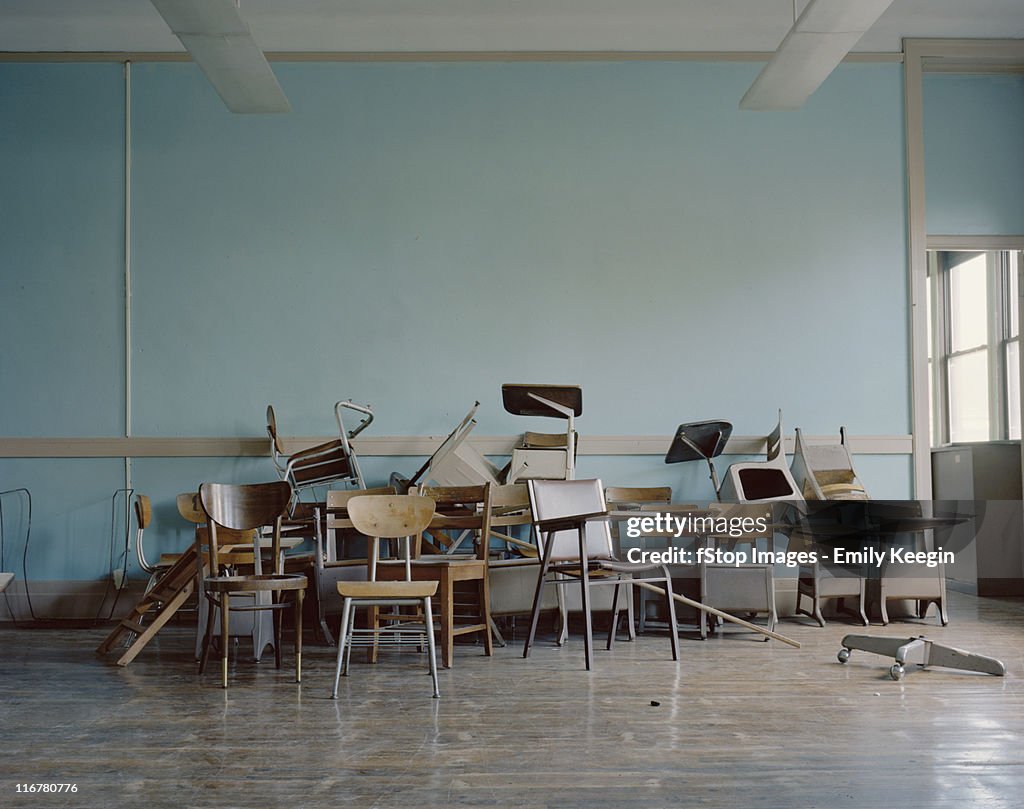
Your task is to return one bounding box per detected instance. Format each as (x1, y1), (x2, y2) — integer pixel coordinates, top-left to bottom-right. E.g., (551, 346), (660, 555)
(0, 0), (1022, 55)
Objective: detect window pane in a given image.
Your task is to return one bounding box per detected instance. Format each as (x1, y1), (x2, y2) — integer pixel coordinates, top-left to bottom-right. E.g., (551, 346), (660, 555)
(949, 253), (988, 352)
(1007, 340), (1020, 440)
(948, 349), (990, 442)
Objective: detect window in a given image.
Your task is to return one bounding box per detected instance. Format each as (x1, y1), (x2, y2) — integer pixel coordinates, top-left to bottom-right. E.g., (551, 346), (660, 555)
(929, 249), (1023, 445)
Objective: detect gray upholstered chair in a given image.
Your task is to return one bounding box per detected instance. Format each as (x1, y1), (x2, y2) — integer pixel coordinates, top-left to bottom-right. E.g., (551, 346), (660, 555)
(522, 479), (679, 670)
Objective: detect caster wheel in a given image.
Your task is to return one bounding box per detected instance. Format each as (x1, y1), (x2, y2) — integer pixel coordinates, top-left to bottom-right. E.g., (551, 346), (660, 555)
(890, 664), (905, 681)
(837, 648), (850, 664)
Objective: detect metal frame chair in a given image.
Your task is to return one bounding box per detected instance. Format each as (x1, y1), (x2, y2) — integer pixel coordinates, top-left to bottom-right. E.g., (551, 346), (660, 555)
(522, 479), (679, 670)
(267, 400), (372, 501)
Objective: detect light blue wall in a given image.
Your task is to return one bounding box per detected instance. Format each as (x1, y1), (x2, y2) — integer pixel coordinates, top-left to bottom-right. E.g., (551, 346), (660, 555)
(923, 73), (1024, 235)
(0, 63), (125, 435)
(131, 60), (908, 439)
(2, 59), (914, 587)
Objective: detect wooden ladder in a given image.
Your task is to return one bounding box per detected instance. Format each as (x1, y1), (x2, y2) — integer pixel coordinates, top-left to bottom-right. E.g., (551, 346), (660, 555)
(96, 542), (201, 666)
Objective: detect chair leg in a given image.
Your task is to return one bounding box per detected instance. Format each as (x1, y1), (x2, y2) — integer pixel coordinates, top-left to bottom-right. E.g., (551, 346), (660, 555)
(343, 606), (356, 675)
(523, 530), (555, 659)
(440, 568), (455, 669)
(198, 595), (216, 674)
(625, 583), (636, 641)
(423, 596), (440, 699)
(662, 569), (680, 661)
(607, 582), (620, 651)
(273, 592), (283, 670)
(294, 589), (303, 684)
(480, 574), (494, 657)
(220, 592), (230, 689)
(578, 527), (593, 671)
(331, 597), (352, 699)
(811, 597), (825, 628)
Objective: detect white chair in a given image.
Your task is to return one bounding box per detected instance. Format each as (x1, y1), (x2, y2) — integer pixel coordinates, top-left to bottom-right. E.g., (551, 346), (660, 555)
(522, 479), (679, 670)
(719, 410), (803, 504)
(790, 426), (869, 501)
(699, 503), (777, 640)
(788, 428), (870, 626)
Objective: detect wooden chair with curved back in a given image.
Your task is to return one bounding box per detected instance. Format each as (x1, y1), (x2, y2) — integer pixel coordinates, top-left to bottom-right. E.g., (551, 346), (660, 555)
(332, 494), (440, 699)
(197, 481), (307, 689)
(177, 491), (273, 663)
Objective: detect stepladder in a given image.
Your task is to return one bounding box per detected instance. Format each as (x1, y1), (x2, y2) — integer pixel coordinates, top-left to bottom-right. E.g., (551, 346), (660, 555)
(95, 543), (201, 666)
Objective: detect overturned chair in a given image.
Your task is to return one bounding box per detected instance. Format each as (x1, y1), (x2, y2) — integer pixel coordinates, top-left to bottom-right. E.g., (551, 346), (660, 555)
(267, 399), (373, 502)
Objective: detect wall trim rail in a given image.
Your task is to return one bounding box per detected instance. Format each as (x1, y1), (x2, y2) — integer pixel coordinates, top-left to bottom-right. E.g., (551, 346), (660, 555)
(0, 434), (913, 458)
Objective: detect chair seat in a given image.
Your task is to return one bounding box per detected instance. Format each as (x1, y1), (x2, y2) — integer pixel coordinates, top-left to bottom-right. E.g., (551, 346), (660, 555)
(337, 580), (439, 599)
(205, 573), (307, 593)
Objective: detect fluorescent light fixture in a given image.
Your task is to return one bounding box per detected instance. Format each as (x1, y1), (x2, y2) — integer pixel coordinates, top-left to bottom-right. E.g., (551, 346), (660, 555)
(740, 0), (896, 111)
(150, 0), (290, 114)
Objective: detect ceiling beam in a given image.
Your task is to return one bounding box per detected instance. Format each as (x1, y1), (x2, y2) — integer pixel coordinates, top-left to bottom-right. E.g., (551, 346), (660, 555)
(740, 0), (896, 110)
(150, 0), (289, 114)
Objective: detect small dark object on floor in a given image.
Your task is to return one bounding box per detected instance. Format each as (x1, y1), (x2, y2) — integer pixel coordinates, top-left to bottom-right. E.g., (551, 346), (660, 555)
(650, 700), (661, 706)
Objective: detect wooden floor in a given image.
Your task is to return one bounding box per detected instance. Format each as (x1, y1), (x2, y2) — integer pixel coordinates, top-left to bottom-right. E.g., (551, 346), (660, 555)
(2, 591), (1023, 808)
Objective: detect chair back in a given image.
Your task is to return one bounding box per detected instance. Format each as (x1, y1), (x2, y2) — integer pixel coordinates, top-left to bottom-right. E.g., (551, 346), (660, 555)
(604, 486), (673, 554)
(199, 481), (293, 576)
(604, 486), (672, 508)
(527, 479), (614, 563)
(134, 494), (154, 573)
(266, 404), (285, 455)
(346, 495), (436, 540)
(201, 481), (292, 532)
(135, 494), (152, 531)
(413, 484), (492, 560)
(765, 410), (786, 464)
(177, 491), (206, 524)
(326, 486), (394, 512)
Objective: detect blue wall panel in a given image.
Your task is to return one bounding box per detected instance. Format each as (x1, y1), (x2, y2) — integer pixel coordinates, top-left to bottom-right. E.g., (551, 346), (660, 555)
(924, 73), (1024, 236)
(130, 61), (908, 441)
(0, 64), (125, 437)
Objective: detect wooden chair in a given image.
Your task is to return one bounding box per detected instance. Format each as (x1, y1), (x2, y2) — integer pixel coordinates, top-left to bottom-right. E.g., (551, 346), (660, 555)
(375, 484), (495, 668)
(332, 495), (440, 699)
(197, 481), (307, 689)
(523, 479), (679, 670)
(179, 492), (276, 662)
(605, 486), (674, 635)
(487, 483), (568, 646)
(310, 486), (395, 644)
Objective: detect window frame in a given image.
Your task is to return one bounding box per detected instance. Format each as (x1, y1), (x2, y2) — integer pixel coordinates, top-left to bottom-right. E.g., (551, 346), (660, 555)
(929, 249), (1024, 445)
